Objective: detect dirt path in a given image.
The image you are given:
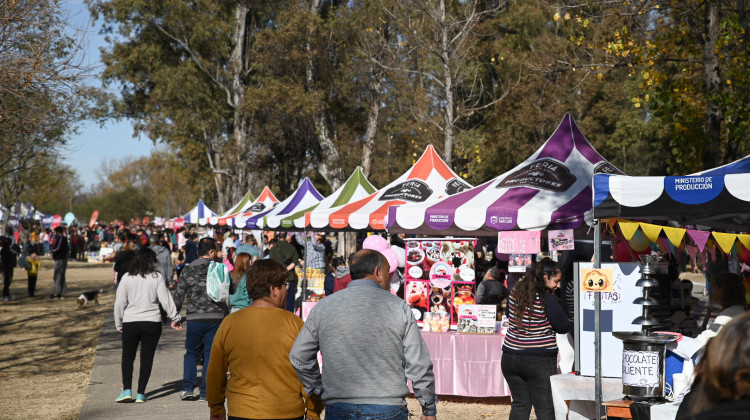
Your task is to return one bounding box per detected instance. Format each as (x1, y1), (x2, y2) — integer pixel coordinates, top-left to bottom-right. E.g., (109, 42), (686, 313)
(0, 260), (114, 420)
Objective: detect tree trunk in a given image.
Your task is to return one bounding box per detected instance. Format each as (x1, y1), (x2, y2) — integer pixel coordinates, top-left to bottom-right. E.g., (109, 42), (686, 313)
(308, 0), (345, 190)
(361, 73), (382, 178)
(440, 0), (455, 166)
(204, 136), (227, 212)
(702, 0), (722, 169)
(230, 2), (251, 202)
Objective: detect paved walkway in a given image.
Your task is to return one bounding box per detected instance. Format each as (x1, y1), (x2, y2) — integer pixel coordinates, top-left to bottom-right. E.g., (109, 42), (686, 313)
(79, 311), (210, 420)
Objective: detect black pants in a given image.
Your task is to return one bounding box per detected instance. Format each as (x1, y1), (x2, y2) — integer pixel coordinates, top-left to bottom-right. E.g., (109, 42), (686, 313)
(2, 268), (13, 297)
(286, 280), (297, 312)
(121, 321), (162, 394)
(501, 352), (557, 420)
(28, 275), (37, 297)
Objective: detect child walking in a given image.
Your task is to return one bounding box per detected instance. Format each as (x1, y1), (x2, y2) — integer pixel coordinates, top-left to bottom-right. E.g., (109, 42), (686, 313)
(26, 252), (41, 297)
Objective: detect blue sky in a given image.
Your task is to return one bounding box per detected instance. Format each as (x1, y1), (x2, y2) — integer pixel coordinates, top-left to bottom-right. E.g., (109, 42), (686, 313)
(64, 2), (154, 188)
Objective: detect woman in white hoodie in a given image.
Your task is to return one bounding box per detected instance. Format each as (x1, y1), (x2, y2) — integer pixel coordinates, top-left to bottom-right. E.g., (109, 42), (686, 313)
(114, 247), (182, 403)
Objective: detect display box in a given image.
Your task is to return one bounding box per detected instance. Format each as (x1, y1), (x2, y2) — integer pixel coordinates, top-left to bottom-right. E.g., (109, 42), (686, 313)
(457, 304), (497, 334)
(404, 238), (477, 330)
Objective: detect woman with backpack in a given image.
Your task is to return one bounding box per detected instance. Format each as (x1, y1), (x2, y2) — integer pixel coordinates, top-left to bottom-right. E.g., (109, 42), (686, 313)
(114, 247), (182, 403)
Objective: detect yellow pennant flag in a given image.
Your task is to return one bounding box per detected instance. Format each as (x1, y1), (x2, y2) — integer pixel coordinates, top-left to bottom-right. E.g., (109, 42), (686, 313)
(619, 221), (640, 241)
(737, 234), (750, 251)
(663, 226), (686, 248)
(639, 223), (663, 243)
(712, 232), (738, 254)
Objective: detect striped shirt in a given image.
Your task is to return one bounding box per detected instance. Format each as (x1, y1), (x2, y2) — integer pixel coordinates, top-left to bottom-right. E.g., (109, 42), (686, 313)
(502, 291), (571, 356)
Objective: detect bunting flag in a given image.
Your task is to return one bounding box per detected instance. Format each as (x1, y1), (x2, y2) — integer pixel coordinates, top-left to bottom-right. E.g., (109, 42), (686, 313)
(606, 218), (619, 234)
(619, 221), (640, 241)
(712, 231), (738, 254)
(658, 237), (674, 258)
(640, 223), (663, 243)
(707, 246), (717, 262)
(674, 245), (683, 262)
(663, 226), (687, 248)
(687, 229), (712, 252)
(738, 234), (750, 252)
(687, 245), (699, 269)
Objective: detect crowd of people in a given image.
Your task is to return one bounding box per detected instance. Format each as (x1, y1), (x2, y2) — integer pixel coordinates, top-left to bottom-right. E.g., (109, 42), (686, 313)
(2, 219), (750, 419)
(111, 229), (438, 420)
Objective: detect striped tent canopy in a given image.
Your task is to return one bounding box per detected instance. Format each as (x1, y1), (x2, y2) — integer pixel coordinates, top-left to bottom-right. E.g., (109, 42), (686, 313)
(245, 178), (324, 229)
(232, 187), (280, 228)
(594, 154), (750, 230)
(181, 199), (217, 225)
(272, 166), (377, 230)
(310, 144), (472, 231)
(387, 114), (623, 235)
(207, 190), (255, 226)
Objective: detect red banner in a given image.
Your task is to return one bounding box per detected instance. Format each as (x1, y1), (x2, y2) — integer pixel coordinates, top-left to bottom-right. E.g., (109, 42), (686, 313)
(89, 210), (99, 227)
(51, 215), (62, 229)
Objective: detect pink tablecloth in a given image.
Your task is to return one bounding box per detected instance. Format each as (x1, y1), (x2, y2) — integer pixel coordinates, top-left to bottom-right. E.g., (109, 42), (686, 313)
(420, 331), (510, 397)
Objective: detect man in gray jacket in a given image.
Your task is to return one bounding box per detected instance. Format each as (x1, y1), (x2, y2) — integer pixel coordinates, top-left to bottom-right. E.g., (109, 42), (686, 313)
(289, 249), (437, 420)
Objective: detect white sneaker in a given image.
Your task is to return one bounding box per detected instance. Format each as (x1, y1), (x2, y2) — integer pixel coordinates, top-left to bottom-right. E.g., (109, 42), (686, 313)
(180, 390), (196, 401)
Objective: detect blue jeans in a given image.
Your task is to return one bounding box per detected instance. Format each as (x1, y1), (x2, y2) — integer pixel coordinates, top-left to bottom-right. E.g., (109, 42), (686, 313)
(501, 352), (557, 420)
(324, 403), (408, 420)
(183, 321), (220, 398)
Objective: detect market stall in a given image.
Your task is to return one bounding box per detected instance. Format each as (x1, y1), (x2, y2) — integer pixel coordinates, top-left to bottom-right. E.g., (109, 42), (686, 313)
(179, 199), (217, 225)
(251, 177), (324, 230)
(307, 144), (471, 231)
(207, 190), (255, 226)
(589, 156), (750, 418)
(231, 186), (280, 228)
(275, 166), (377, 230)
(383, 114), (624, 399)
(387, 114), (623, 236)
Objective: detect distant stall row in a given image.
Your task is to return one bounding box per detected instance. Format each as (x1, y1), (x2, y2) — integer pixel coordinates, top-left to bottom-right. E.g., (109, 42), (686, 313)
(175, 113), (617, 237)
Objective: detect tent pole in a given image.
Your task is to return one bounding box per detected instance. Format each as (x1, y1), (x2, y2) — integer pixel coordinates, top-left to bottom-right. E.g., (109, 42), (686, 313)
(302, 230), (308, 310)
(594, 220), (602, 420)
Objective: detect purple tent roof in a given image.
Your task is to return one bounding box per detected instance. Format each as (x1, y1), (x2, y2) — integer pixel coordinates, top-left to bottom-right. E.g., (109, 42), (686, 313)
(245, 177), (324, 229)
(388, 114), (623, 235)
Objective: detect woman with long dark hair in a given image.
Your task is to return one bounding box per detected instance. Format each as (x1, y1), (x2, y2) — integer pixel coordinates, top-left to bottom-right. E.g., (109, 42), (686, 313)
(114, 247), (183, 403)
(501, 257), (572, 420)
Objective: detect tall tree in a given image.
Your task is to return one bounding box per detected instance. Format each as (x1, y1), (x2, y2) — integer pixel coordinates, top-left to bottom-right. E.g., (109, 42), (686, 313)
(550, 0), (750, 172)
(373, 0), (513, 167)
(0, 0), (89, 204)
(88, 0), (280, 209)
